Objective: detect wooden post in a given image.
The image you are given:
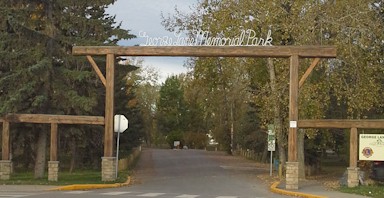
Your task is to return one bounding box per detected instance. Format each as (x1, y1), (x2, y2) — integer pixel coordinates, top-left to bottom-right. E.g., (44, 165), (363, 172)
(104, 53), (115, 157)
(2, 121), (9, 160)
(50, 123), (58, 161)
(48, 123), (59, 181)
(288, 55), (299, 162)
(350, 127), (358, 168)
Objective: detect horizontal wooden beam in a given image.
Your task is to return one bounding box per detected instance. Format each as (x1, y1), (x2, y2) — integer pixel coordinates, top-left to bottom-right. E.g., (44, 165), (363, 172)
(298, 119), (384, 129)
(3, 114), (104, 125)
(73, 46), (337, 58)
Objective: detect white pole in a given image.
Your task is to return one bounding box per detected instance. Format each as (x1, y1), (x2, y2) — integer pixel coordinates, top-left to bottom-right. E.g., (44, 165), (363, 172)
(115, 115), (121, 179)
(270, 151), (273, 176)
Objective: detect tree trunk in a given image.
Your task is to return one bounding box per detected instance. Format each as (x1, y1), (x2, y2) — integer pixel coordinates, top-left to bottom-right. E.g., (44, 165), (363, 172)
(298, 129), (305, 179)
(34, 0), (53, 180)
(23, 136), (33, 170)
(261, 144), (269, 163)
(267, 58), (287, 167)
(34, 129), (48, 179)
(69, 137), (77, 173)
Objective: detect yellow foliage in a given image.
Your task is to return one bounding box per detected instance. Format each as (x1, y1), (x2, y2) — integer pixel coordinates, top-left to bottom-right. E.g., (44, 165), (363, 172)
(30, 3), (45, 20)
(127, 99), (138, 108)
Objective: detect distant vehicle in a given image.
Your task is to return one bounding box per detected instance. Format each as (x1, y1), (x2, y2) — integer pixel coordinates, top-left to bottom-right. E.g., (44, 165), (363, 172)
(370, 161), (384, 181)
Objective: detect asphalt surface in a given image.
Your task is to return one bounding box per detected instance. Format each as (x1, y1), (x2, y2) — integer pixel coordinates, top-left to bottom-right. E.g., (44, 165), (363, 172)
(0, 149), (372, 198)
(125, 148), (287, 197)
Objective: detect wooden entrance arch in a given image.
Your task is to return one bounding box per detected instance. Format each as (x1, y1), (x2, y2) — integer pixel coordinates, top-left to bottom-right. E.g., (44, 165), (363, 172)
(72, 45), (337, 187)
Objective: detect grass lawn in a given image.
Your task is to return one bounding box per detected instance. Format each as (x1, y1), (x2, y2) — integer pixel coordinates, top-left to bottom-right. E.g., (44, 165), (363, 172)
(0, 170), (131, 186)
(340, 184), (384, 198)
(320, 156), (384, 197)
(0, 150), (140, 186)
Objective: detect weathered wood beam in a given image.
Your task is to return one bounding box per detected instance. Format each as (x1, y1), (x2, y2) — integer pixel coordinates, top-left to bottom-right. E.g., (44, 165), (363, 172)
(104, 53), (115, 157)
(288, 55), (299, 162)
(73, 46), (337, 58)
(4, 114), (104, 125)
(86, 55), (106, 87)
(50, 123), (58, 161)
(299, 58), (320, 88)
(350, 127), (358, 168)
(2, 121), (9, 160)
(298, 119), (384, 129)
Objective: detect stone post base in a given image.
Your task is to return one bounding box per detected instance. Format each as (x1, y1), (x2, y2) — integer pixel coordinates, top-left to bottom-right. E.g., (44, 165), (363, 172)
(347, 167), (360, 187)
(48, 161), (59, 181)
(286, 162), (299, 190)
(0, 160), (11, 180)
(102, 157), (116, 181)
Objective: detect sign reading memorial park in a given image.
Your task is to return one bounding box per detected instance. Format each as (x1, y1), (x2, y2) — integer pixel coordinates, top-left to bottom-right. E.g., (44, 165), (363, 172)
(139, 29), (273, 46)
(359, 134), (384, 161)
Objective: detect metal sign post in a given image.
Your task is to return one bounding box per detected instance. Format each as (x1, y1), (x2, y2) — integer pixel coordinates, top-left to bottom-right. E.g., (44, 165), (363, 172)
(114, 114), (129, 179)
(116, 118), (121, 179)
(268, 124), (276, 176)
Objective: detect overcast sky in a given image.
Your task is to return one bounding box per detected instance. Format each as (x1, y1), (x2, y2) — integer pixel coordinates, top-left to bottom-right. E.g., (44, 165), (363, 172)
(106, 0), (198, 83)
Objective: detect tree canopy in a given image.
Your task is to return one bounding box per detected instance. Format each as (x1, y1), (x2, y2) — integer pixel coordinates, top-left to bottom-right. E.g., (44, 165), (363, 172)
(1, 0), (384, 180)
(161, 0), (384, 173)
(0, 0), (140, 176)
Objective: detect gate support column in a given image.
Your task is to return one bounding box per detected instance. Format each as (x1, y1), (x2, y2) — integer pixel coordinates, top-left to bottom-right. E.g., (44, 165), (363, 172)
(48, 161), (59, 181)
(0, 160), (11, 180)
(102, 157), (116, 181)
(48, 123), (59, 181)
(286, 55), (299, 190)
(0, 120), (11, 180)
(102, 53), (116, 181)
(286, 162), (299, 189)
(347, 127), (359, 187)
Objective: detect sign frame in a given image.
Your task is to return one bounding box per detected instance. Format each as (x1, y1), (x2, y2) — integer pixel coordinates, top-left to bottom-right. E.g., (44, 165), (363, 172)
(359, 134), (384, 161)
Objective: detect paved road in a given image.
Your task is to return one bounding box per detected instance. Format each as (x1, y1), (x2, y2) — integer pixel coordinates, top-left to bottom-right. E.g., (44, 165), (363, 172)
(125, 148), (286, 198)
(0, 149), (289, 198)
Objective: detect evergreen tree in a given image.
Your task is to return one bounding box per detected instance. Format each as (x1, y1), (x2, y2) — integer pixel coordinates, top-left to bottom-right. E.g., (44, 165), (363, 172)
(0, 1), (135, 177)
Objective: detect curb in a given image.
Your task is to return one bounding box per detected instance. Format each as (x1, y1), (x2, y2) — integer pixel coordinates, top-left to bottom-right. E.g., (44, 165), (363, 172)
(49, 147), (141, 191)
(270, 181), (327, 198)
(48, 176), (131, 191)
